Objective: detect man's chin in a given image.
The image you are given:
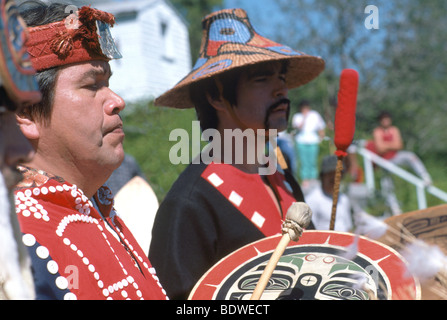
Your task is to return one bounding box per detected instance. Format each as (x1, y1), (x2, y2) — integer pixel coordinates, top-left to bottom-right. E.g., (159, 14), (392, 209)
(267, 120), (289, 133)
(108, 146), (126, 170)
(265, 110), (289, 131)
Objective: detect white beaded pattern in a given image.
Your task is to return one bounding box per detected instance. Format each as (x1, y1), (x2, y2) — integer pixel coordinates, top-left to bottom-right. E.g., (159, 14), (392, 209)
(16, 184), (167, 300)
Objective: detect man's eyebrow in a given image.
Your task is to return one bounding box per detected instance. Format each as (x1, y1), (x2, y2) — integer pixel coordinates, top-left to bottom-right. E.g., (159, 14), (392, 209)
(82, 67), (112, 79)
(246, 68), (275, 79)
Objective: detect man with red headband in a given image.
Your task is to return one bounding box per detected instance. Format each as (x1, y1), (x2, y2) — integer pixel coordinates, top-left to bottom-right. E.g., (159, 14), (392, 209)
(13, 1), (167, 300)
(149, 8), (324, 299)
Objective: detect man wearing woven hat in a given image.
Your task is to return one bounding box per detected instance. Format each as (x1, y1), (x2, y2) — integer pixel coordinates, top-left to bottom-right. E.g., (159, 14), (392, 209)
(13, 1), (167, 300)
(150, 8), (324, 299)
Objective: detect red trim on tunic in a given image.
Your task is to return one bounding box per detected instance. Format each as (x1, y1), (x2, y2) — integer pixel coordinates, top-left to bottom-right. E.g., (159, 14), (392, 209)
(201, 162), (296, 237)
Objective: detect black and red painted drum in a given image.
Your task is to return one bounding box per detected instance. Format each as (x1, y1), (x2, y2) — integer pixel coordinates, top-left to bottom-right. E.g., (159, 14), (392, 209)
(189, 230), (420, 300)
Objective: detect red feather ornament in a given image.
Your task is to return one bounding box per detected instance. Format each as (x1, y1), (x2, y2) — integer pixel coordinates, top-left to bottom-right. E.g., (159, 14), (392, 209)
(330, 69), (359, 230)
(334, 69), (359, 157)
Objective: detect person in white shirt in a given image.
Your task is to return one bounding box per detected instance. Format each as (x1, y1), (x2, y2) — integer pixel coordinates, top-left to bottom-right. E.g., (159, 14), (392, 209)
(292, 100), (326, 187)
(305, 155), (353, 232)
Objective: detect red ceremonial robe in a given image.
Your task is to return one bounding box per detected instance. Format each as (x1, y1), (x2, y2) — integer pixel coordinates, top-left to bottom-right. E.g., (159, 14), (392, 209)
(14, 166), (168, 300)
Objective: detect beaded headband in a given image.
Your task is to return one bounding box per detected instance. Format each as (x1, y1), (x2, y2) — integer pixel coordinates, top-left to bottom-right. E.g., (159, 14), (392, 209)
(25, 6), (122, 72)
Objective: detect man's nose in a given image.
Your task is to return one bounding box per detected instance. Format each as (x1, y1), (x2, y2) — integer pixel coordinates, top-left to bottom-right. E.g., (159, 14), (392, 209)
(104, 88), (126, 115)
(273, 78), (288, 98)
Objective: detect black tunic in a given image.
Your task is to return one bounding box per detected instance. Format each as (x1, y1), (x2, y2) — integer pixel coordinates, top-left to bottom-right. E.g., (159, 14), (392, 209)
(149, 162), (305, 299)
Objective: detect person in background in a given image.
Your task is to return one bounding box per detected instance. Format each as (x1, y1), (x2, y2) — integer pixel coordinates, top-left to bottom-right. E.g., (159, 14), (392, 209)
(277, 130), (297, 177)
(371, 111), (432, 186)
(292, 100), (326, 189)
(13, 1), (167, 300)
(106, 153), (146, 196)
(366, 111), (433, 215)
(106, 153), (159, 256)
(305, 155), (353, 232)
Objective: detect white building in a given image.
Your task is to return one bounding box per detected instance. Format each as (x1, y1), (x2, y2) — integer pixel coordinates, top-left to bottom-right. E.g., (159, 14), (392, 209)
(94, 0), (192, 102)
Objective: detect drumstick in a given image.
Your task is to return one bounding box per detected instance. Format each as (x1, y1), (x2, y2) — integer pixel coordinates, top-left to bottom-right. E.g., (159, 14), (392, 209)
(250, 202), (312, 300)
(329, 157), (345, 230)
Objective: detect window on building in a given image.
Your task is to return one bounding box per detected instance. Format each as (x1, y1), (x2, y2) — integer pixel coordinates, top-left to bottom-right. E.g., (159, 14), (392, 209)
(160, 20), (174, 63)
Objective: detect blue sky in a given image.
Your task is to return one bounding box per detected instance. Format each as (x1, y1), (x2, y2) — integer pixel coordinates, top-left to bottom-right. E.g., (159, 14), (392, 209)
(104, 0), (284, 38)
(223, 0), (281, 37)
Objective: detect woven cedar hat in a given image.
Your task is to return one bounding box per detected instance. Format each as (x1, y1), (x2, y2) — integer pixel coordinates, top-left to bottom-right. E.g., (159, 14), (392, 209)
(155, 8), (325, 109)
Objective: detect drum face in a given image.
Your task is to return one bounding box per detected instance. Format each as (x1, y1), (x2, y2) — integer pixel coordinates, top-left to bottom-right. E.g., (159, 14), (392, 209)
(216, 246), (386, 300)
(189, 231), (421, 300)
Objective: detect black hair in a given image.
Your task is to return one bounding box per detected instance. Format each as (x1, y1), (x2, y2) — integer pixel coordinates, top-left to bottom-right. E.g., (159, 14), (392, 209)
(189, 67), (242, 133)
(377, 110), (392, 121)
(298, 99), (311, 109)
(0, 87), (16, 111)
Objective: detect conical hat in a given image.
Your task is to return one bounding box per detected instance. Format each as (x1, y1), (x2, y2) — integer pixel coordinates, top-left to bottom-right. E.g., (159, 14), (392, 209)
(155, 8), (325, 109)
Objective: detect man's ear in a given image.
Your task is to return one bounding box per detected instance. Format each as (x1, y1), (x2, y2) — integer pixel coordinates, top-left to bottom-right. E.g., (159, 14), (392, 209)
(16, 113), (40, 140)
(206, 78), (233, 112)
(206, 92), (227, 112)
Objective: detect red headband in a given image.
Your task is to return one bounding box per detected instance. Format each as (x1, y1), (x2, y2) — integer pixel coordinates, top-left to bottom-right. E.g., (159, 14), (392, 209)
(25, 6), (118, 71)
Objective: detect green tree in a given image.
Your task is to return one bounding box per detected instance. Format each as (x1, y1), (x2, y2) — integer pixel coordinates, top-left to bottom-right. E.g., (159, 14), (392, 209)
(245, 0), (392, 138)
(252, 0), (447, 159)
(379, 0), (447, 157)
(121, 101), (197, 201)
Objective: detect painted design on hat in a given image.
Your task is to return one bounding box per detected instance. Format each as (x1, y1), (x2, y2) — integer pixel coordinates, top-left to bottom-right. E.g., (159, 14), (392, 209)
(193, 8), (302, 75)
(155, 8), (325, 109)
(192, 59), (232, 80)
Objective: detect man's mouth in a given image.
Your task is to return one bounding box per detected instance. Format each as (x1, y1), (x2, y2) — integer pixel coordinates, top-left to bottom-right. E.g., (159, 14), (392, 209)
(272, 104), (288, 113)
(104, 122), (124, 136)
(264, 98), (291, 130)
(269, 98), (290, 113)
